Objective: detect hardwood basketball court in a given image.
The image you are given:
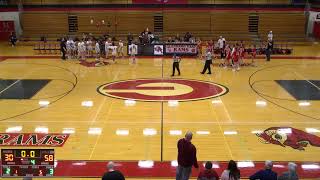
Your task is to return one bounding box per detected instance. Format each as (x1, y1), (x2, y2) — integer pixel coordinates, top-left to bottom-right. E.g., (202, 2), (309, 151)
(0, 42), (319, 179)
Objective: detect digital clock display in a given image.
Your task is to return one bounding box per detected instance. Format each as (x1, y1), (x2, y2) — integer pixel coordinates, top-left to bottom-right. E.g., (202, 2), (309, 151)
(1, 149), (54, 177)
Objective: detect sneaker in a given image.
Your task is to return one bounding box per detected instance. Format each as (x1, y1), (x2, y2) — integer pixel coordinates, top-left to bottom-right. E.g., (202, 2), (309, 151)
(232, 69), (236, 72)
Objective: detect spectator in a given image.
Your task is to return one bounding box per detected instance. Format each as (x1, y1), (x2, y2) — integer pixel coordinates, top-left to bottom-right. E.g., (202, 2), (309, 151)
(249, 160), (277, 180)
(127, 33), (133, 45)
(268, 31), (273, 41)
(9, 32), (17, 47)
(175, 33), (181, 42)
(197, 161), (219, 180)
(184, 32), (192, 42)
(102, 161), (125, 180)
(278, 162), (299, 180)
(221, 160), (240, 180)
(167, 37), (175, 43)
(176, 131), (199, 180)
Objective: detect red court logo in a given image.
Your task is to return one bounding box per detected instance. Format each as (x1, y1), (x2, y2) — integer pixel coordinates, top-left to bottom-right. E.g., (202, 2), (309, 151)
(256, 127), (320, 151)
(97, 79), (228, 101)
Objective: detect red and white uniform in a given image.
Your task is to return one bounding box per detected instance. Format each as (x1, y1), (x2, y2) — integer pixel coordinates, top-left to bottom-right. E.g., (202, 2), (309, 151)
(232, 48), (240, 62)
(225, 47), (231, 62)
(207, 42), (214, 53)
(252, 48), (257, 58)
(240, 47), (245, 58)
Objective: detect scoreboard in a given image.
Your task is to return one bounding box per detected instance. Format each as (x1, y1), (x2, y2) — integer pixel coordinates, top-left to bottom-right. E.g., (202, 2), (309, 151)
(1, 149), (54, 177)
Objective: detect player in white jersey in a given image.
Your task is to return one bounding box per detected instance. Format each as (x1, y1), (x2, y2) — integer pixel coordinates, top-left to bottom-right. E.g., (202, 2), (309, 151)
(71, 40), (77, 59)
(110, 44), (117, 62)
(66, 38), (73, 59)
(86, 39), (93, 57)
(95, 40), (101, 61)
(105, 40), (111, 59)
(118, 40), (124, 59)
(78, 40), (86, 61)
(130, 43), (137, 64)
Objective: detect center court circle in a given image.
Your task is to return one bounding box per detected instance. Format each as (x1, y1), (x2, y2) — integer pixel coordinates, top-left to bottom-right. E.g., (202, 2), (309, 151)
(97, 79), (229, 102)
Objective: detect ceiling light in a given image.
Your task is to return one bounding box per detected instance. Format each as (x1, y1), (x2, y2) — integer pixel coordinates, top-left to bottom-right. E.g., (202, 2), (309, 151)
(224, 131), (238, 135)
(168, 100), (179, 107)
(81, 101), (93, 107)
(62, 128), (75, 134)
(116, 129), (129, 136)
(196, 131), (210, 135)
(35, 126), (48, 133)
(88, 128), (102, 135)
(169, 130), (182, 135)
(138, 160), (154, 168)
(6, 126), (22, 133)
(143, 128), (157, 136)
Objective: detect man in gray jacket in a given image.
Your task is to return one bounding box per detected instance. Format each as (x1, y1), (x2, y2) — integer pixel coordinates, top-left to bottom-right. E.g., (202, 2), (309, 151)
(278, 162), (299, 180)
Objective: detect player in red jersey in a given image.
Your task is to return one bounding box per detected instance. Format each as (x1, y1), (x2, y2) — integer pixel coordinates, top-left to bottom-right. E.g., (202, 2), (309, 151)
(224, 44), (232, 68)
(251, 45), (257, 67)
(239, 41), (245, 66)
(232, 45), (240, 71)
(207, 40), (214, 53)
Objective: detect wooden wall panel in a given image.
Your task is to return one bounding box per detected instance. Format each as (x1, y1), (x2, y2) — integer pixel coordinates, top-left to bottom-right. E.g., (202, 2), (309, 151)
(21, 12), (68, 36)
(163, 12), (211, 33)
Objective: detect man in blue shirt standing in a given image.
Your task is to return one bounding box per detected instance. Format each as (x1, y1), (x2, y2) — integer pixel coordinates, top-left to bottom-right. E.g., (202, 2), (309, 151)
(249, 160), (277, 180)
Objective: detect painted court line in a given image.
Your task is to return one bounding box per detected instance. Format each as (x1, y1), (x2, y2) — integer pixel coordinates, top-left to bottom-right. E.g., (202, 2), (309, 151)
(0, 79), (21, 95)
(293, 71), (320, 91)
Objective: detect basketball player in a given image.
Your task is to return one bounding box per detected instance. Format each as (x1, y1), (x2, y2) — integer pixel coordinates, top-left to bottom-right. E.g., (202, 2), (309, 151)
(232, 46), (240, 71)
(118, 40), (124, 59)
(95, 40), (101, 61)
(251, 45), (257, 67)
(224, 44), (232, 68)
(78, 39), (86, 61)
(207, 40), (214, 53)
(69, 38), (76, 59)
(239, 45), (245, 66)
(110, 43), (117, 63)
(105, 39), (111, 59)
(130, 44), (137, 64)
(66, 38), (73, 59)
(201, 48), (213, 74)
(86, 38), (93, 58)
(171, 54), (181, 77)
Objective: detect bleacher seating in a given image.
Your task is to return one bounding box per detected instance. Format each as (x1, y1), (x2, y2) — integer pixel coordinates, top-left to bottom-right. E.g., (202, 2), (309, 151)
(21, 12), (68, 37)
(18, 10), (308, 45)
(258, 12), (306, 42)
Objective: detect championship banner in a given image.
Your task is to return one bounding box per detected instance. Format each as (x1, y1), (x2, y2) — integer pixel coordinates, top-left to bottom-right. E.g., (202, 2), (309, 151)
(165, 44), (197, 55)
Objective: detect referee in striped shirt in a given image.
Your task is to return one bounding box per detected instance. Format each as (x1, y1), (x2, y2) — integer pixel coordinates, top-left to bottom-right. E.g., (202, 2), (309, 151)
(171, 54), (181, 76)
